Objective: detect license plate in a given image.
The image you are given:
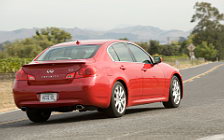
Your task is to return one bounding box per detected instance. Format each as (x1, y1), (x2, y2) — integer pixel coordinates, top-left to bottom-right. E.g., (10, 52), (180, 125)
(40, 93), (58, 102)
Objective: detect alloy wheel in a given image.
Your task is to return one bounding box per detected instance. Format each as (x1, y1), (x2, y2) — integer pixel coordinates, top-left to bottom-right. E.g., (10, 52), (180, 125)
(113, 85), (126, 114)
(172, 79), (181, 105)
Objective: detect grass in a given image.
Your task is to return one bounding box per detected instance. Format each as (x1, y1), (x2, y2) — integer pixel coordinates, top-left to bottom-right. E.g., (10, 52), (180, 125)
(165, 59), (207, 69)
(162, 55), (206, 69)
(0, 80), (17, 112)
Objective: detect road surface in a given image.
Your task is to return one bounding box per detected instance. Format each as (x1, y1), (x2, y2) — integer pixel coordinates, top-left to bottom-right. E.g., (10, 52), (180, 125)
(1, 62), (224, 140)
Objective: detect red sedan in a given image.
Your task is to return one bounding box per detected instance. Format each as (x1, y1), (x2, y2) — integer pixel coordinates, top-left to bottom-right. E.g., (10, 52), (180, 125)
(13, 40), (183, 122)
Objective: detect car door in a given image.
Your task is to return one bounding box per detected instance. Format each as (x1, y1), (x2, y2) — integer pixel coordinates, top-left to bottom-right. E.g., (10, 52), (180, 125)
(126, 43), (165, 98)
(108, 43), (143, 101)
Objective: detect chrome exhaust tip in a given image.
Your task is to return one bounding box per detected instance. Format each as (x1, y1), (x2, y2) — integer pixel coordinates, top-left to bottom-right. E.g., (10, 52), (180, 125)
(21, 107), (27, 111)
(76, 105), (85, 110)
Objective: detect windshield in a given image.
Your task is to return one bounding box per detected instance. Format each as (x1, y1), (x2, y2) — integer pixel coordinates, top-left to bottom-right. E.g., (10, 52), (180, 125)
(36, 45), (100, 61)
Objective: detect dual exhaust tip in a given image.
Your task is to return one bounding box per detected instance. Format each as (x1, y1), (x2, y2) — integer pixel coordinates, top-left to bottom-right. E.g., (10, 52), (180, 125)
(75, 105), (85, 111)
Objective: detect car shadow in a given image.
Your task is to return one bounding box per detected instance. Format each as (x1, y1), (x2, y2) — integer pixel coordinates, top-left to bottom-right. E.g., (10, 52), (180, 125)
(0, 106), (165, 128)
(45, 106), (165, 125)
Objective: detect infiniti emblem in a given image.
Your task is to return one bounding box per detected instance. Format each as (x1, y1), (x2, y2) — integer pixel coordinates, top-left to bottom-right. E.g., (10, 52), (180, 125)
(46, 69), (54, 74)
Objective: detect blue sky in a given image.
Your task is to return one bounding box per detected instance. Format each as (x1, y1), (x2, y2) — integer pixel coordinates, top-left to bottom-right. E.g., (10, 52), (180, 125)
(0, 0), (223, 31)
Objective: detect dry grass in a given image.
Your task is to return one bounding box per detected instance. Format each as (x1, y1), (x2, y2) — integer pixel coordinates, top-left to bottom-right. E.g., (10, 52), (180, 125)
(165, 59), (208, 69)
(0, 80), (17, 112)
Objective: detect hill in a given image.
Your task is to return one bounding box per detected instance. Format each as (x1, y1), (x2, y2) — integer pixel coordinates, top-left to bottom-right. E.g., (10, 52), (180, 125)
(0, 25), (190, 44)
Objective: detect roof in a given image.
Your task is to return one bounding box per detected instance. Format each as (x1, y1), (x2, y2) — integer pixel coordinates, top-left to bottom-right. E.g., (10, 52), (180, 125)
(52, 39), (122, 48)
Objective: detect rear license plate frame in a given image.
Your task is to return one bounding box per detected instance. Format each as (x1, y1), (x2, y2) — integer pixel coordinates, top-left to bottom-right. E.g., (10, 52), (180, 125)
(40, 93), (58, 102)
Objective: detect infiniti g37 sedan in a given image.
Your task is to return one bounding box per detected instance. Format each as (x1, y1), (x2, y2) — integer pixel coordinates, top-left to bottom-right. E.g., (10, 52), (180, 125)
(13, 40), (183, 123)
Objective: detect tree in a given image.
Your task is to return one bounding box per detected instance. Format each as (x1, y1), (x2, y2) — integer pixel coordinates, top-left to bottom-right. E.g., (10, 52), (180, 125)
(119, 38), (129, 41)
(194, 41), (217, 61)
(148, 40), (161, 55)
(34, 27), (72, 49)
(35, 27), (72, 43)
(1, 27), (72, 58)
(191, 2), (224, 33)
(135, 42), (149, 52)
(179, 35), (194, 55)
(160, 44), (180, 56)
(191, 2), (224, 60)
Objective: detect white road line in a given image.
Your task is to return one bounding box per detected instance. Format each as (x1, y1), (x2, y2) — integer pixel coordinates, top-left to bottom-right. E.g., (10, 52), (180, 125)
(197, 134), (224, 140)
(183, 64), (224, 84)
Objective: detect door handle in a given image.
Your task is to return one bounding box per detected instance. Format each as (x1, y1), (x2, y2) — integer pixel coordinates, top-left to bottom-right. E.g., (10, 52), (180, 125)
(120, 65), (126, 70)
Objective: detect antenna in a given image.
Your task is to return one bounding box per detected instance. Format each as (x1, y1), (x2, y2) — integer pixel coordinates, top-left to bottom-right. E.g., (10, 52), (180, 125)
(76, 40), (80, 45)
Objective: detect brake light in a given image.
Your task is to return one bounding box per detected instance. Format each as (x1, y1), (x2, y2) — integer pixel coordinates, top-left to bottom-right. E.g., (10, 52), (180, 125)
(28, 75), (35, 80)
(66, 72), (75, 79)
(75, 66), (96, 78)
(15, 68), (35, 81)
(15, 68), (28, 81)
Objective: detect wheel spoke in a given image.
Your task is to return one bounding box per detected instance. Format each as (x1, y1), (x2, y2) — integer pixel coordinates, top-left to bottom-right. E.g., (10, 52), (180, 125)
(119, 90), (124, 98)
(172, 79), (181, 104)
(115, 100), (119, 107)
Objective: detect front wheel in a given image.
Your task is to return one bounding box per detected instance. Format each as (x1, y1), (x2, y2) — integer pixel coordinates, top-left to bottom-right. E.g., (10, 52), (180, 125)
(26, 109), (51, 123)
(163, 76), (181, 108)
(105, 81), (127, 117)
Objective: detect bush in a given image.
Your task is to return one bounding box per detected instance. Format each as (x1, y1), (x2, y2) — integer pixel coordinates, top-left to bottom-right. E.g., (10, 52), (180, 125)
(0, 58), (32, 73)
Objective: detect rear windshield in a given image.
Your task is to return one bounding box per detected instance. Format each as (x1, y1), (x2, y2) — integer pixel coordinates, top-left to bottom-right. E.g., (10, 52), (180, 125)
(36, 45), (100, 61)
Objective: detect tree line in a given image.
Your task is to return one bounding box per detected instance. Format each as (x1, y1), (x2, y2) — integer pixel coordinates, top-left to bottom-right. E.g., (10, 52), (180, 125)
(0, 27), (72, 58)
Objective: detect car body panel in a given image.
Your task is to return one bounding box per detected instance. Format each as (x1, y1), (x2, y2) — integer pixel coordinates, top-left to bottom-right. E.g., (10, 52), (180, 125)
(13, 40), (183, 110)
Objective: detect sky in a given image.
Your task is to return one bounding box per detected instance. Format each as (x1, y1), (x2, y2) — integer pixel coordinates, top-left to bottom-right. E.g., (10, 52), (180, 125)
(0, 0), (223, 31)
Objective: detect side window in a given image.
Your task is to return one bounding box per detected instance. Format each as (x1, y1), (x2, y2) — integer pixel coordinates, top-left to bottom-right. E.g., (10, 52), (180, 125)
(127, 43), (151, 63)
(112, 43), (134, 62)
(108, 46), (119, 61)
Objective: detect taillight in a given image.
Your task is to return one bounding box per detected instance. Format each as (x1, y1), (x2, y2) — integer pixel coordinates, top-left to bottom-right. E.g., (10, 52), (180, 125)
(28, 75), (35, 80)
(75, 66), (96, 78)
(15, 68), (28, 81)
(15, 68), (35, 81)
(66, 72), (75, 79)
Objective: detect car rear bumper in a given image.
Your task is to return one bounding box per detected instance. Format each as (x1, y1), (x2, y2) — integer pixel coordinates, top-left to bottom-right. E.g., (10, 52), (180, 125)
(13, 76), (111, 109)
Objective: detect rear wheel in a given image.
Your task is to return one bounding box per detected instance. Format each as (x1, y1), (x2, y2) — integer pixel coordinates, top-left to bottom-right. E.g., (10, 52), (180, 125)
(26, 109), (51, 123)
(105, 81), (127, 117)
(163, 76), (181, 108)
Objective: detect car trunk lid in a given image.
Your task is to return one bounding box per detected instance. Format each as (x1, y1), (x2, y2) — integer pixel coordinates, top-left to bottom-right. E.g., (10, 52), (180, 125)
(22, 59), (90, 85)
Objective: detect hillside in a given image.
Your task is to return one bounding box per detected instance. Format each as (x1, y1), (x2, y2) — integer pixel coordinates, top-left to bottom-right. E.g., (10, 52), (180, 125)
(0, 25), (190, 44)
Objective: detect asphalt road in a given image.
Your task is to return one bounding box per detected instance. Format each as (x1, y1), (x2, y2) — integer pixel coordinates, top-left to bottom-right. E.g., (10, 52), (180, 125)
(1, 62), (224, 140)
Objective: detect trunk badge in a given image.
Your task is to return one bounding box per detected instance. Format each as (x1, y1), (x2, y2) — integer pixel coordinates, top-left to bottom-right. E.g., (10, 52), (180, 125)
(47, 69), (54, 74)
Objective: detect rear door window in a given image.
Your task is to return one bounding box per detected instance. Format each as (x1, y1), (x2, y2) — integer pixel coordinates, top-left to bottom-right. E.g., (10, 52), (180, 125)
(111, 43), (134, 62)
(108, 46), (119, 61)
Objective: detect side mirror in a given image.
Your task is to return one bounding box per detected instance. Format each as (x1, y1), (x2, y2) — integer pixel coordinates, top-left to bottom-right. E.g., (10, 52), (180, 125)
(153, 56), (162, 64)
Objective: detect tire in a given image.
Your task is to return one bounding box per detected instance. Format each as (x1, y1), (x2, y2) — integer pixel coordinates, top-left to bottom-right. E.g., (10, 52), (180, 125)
(26, 109), (51, 123)
(163, 76), (181, 108)
(105, 81), (127, 117)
